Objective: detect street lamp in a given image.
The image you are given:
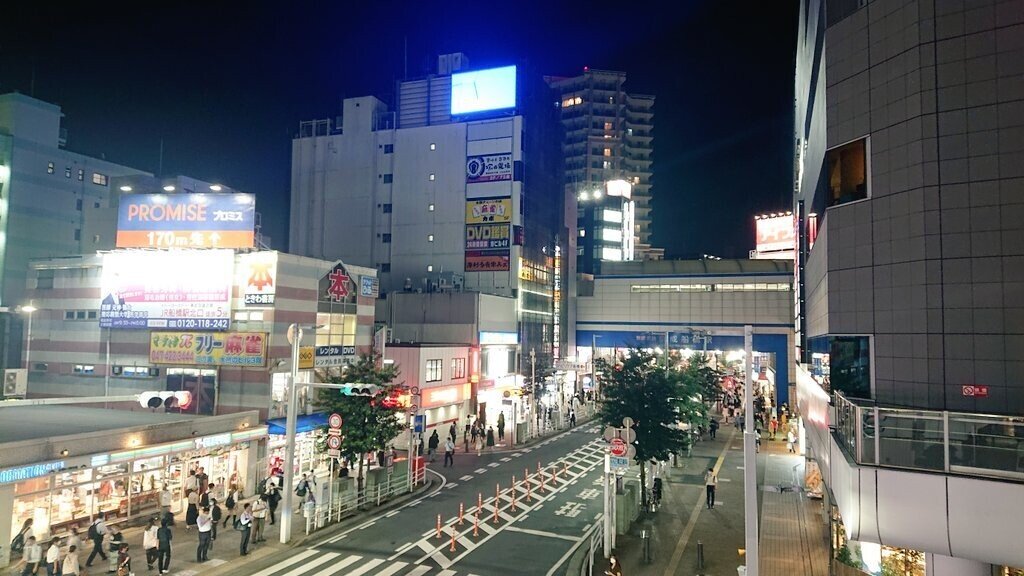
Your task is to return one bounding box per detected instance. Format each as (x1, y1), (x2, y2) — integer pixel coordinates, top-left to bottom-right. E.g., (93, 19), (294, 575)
(529, 348), (536, 438)
(17, 303), (37, 369)
(280, 322), (323, 544)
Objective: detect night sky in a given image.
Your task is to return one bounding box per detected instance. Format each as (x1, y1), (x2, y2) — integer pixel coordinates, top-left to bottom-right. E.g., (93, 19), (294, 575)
(3, 1), (798, 259)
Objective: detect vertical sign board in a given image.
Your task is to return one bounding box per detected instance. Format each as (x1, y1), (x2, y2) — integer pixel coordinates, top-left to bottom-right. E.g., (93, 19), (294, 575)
(116, 193), (256, 249)
(465, 198), (512, 272)
(238, 251), (277, 306)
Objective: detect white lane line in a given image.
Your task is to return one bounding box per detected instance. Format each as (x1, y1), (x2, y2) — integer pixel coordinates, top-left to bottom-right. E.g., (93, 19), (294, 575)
(375, 562), (409, 576)
(444, 482), (458, 489)
(438, 570), (458, 576)
(460, 474), (474, 481)
(511, 452), (522, 457)
(309, 555), (362, 576)
(487, 462), (500, 468)
(247, 549), (320, 576)
(500, 457), (512, 462)
(278, 552), (339, 576)
(475, 468), (488, 474)
(344, 558), (384, 576)
(325, 468), (447, 544)
(505, 525), (580, 542)
(406, 567), (433, 576)
(385, 510), (400, 518)
(357, 520), (376, 529)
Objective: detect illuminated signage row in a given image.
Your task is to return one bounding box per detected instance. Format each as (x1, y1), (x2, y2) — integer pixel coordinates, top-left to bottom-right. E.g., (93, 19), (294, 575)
(422, 383), (471, 409)
(150, 331), (268, 366)
(755, 213), (796, 253)
(116, 193), (255, 249)
(451, 66), (517, 116)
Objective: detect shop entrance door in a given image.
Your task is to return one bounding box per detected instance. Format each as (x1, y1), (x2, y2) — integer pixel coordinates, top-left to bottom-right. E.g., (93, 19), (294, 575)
(477, 402), (487, 428)
(166, 368), (217, 415)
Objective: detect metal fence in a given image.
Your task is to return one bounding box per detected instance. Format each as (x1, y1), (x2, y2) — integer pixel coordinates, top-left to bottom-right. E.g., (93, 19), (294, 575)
(304, 468), (427, 535)
(833, 392), (1024, 480)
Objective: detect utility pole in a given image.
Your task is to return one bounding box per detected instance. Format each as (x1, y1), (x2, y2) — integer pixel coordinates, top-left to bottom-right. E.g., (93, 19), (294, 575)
(743, 324), (759, 575)
(280, 323), (323, 544)
(529, 348), (536, 438)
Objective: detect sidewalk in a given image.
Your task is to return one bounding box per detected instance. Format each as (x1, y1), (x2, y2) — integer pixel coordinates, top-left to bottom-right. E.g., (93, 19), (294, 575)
(611, 419), (830, 576)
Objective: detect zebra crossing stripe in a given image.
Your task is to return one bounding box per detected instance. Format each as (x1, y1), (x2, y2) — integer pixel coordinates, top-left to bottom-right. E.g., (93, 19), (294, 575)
(248, 549), (320, 576)
(309, 555), (362, 576)
(373, 562), (409, 576)
(344, 558), (385, 576)
(278, 552), (340, 576)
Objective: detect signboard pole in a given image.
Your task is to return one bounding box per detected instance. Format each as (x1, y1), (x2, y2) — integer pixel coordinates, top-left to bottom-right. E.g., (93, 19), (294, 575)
(281, 324), (302, 544)
(743, 324), (760, 575)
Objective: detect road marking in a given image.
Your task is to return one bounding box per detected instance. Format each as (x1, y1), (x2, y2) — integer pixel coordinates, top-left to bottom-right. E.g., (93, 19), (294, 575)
(505, 525), (581, 542)
(344, 558), (384, 575)
(663, 428), (738, 576)
(374, 562), (409, 576)
(309, 555), (361, 576)
(719, 477), (733, 482)
(487, 462), (500, 468)
(247, 549), (320, 576)
(279, 552), (340, 576)
(357, 520), (376, 529)
(445, 482), (458, 489)
(385, 510), (400, 518)
(438, 570), (458, 576)
(460, 474), (474, 481)
(325, 467), (446, 544)
(406, 566), (433, 576)
(511, 452), (523, 457)
(475, 468), (488, 474)
(500, 457), (512, 462)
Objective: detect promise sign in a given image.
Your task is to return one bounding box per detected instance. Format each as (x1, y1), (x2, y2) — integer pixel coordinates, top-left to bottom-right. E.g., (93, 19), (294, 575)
(117, 193), (256, 249)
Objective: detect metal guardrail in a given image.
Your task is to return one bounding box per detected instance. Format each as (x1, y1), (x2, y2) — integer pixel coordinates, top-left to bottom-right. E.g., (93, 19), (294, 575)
(833, 392), (1024, 481)
(304, 469), (427, 535)
(562, 517), (606, 576)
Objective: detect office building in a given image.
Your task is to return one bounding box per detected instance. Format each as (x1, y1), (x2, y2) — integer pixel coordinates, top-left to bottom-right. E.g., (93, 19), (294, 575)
(0, 93), (149, 372)
(547, 69), (662, 272)
(794, 0), (1024, 573)
(290, 54), (569, 370)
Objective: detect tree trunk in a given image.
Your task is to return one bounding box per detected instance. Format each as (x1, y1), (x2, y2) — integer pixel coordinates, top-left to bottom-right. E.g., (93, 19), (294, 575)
(639, 459), (648, 509)
(357, 453), (365, 498)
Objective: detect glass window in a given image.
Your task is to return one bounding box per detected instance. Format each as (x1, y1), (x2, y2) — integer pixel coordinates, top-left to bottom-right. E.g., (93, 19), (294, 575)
(382, 174), (393, 183)
(382, 233), (391, 243)
(602, 210), (622, 223)
(382, 203), (392, 213)
(92, 172), (108, 186)
(383, 144), (394, 153)
(77, 169), (84, 181)
(47, 162), (55, 174)
(65, 167), (72, 178)
(426, 359), (443, 382)
(826, 138), (868, 206)
(451, 358), (466, 379)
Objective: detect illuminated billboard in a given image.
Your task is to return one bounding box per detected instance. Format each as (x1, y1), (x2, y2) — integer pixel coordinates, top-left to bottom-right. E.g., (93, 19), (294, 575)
(237, 251), (277, 306)
(99, 250), (234, 330)
(451, 66), (517, 115)
(465, 198), (512, 224)
(117, 193), (255, 249)
(150, 331), (267, 366)
(755, 214), (796, 253)
(466, 154), (513, 183)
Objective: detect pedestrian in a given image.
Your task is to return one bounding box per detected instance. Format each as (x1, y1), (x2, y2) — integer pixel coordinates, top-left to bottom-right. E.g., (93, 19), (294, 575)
(709, 417), (719, 439)
(196, 466), (210, 494)
(223, 487), (239, 528)
(427, 430), (440, 462)
(185, 488), (200, 529)
(470, 423), (479, 447)
(157, 519), (173, 574)
(116, 543), (131, 576)
(463, 422), (471, 453)
(444, 437), (455, 467)
(486, 426), (495, 451)
(266, 483), (280, 525)
(769, 417), (779, 440)
(238, 503), (254, 556)
(252, 495), (268, 543)
(705, 467), (717, 509)
(85, 511), (108, 567)
(106, 526), (125, 574)
(159, 484), (174, 525)
(475, 432), (483, 456)
(184, 469), (199, 494)
(210, 498), (222, 541)
(201, 482), (218, 508)
(15, 535), (41, 576)
(61, 545), (80, 576)
(497, 412), (505, 441)
(738, 413), (745, 431)
(295, 474), (314, 508)
(570, 410), (577, 427)
(605, 554), (623, 576)
(45, 537), (61, 576)
(196, 506), (213, 562)
(756, 429), (762, 453)
(448, 423), (457, 444)
(787, 429), (797, 453)
(143, 517), (159, 571)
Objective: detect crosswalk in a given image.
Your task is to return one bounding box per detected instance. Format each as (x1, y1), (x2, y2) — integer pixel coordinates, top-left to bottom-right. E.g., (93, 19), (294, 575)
(246, 550), (485, 576)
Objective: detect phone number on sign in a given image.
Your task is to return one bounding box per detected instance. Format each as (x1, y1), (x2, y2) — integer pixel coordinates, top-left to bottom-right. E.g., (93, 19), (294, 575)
(167, 318), (230, 330)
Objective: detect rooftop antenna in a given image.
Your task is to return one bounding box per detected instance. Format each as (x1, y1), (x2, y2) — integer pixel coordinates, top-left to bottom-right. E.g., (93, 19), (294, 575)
(158, 138), (164, 177)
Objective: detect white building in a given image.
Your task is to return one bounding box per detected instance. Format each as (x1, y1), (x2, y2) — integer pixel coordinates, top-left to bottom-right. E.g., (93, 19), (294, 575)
(794, 0), (1024, 573)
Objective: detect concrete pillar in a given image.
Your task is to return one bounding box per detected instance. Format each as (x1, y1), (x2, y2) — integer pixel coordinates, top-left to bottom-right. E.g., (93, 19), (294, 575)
(0, 483), (14, 567)
(925, 552), (991, 576)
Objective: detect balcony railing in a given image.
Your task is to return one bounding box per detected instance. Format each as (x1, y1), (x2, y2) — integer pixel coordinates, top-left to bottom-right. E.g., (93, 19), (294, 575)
(833, 392), (1024, 481)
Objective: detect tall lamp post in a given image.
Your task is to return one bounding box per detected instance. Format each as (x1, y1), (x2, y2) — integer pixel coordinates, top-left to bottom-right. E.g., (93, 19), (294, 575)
(17, 303), (37, 369)
(280, 322), (322, 544)
(529, 348), (536, 438)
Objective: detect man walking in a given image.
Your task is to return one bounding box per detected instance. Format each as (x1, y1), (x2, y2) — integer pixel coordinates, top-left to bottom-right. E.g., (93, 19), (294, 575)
(85, 512), (108, 567)
(497, 412), (505, 441)
(16, 535), (41, 576)
(238, 503), (254, 555)
(159, 484), (174, 525)
(448, 423), (457, 444)
(704, 467), (717, 509)
(45, 537), (61, 576)
(709, 417), (719, 439)
(157, 519), (173, 574)
(252, 495), (268, 544)
(427, 430), (440, 462)
(196, 506), (213, 562)
(443, 436), (455, 467)
(266, 482), (280, 525)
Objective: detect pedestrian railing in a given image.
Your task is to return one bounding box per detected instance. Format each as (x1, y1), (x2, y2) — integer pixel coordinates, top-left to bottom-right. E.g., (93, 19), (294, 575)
(563, 517), (606, 576)
(304, 468), (427, 535)
(832, 392), (1024, 481)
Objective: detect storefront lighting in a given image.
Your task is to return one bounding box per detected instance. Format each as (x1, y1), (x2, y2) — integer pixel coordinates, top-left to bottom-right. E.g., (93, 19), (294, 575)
(60, 449), (69, 456)
(579, 191), (589, 201)
(119, 185), (132, 192)
(210, 184), (223, 191)
(162, 185), (175, 192)
(383, 358), (395, 365)
(130, 438), (141, 447)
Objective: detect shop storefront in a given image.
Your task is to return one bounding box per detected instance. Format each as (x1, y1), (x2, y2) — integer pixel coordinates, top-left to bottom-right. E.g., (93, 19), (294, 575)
(475, 374), (524, 444)
(420, 382), (472, 437)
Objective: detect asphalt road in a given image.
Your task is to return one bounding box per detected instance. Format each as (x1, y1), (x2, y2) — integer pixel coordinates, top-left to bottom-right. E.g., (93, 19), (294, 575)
(225, 423), (607, 576)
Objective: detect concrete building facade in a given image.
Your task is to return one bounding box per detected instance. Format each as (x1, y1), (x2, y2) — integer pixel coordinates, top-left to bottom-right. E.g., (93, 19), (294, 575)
(794, 0), (1024, 573)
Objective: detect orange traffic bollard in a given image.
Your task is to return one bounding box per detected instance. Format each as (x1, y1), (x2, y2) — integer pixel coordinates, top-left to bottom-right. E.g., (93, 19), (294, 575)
(459, 502), (465, 525)
(527, 477), (533, 501)
(478, 492), (483, 511)
(563, 462), (568, 478)
(436, 514), (442, 539)
(450, 525), (457, 552)
(474, 508), (480, 536)
(540, 469), (547, 492)
(493, 483), (500, 523)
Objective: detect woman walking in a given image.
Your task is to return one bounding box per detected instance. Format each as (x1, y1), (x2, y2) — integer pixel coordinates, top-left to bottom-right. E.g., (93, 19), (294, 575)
(61, 545), (81, 576)
(185, 489), (200, 529)
(223, 487), (240, 528)
(485, 426), (495, 451)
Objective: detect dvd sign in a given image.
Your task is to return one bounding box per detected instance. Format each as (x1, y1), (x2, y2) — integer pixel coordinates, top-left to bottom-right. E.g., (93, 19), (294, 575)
(465, 224), (511, 249)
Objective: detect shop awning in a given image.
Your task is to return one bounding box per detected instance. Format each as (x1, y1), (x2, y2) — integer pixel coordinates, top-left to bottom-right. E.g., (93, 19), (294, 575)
(266, 412), (329, 435)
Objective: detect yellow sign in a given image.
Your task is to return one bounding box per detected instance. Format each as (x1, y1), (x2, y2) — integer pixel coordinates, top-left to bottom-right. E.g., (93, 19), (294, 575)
(150, 332), (267, 366)
(299, 346), (314, 369)
(465, 198), (512, 224)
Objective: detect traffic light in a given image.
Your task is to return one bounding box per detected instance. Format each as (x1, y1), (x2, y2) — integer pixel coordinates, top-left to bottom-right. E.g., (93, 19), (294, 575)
(138, 391), (192, 410)
(340, 383), (380, 396)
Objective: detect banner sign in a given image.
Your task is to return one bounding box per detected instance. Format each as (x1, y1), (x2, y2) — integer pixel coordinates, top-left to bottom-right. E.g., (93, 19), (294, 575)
(238, 251), (277, 306)
(150, 331), (268, 366)
(314, 345), (357, 368)
(465, 250), (510, 272)
(465, 224), (511, 250)
(116, 193), (255, 249)
(465, 198), (512, 224)
(360, 275), (379, 298)
(320, 262), (357, 304)
(755, 214), (796, 253)
(466, 154), (513, 183)
(100, 250), (233, 330)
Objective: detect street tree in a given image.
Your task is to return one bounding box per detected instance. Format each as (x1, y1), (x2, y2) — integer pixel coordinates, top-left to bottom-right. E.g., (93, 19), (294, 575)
(682, 353), (724, 408)
(314, 353), (405, 495)
(598, 348), (698, 505)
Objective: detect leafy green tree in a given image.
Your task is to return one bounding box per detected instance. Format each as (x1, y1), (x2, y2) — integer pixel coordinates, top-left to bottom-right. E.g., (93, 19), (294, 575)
(314, 354), (405, 495)
(683, 354), (724, 407)
(598, 348), (695, 505)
